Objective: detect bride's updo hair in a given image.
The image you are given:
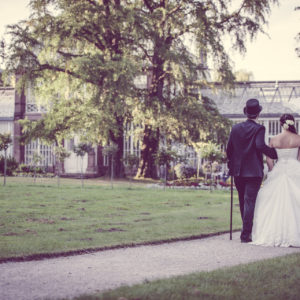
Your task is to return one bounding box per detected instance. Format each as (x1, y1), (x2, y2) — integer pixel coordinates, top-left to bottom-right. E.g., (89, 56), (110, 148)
(280, 114), (297, 134)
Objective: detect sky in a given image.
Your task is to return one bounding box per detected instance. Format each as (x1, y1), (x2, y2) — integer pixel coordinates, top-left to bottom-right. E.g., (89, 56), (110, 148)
(226, 0), (300, 81)
(0, 0), (299, 81)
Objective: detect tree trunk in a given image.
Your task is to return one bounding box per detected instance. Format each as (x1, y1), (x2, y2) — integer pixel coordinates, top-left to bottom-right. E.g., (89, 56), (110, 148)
(106, 120), (125, 178)
(136, 125), (159, 179)
(4, 149), (7, 186)
(164, 164), (167, 190)
(58, 161), (61, 188)
(81, 157), (83, 188)
(34, 165), (36, 185)
(111, 157), (113, 189)
(210, 164), (213, 193)
(197, 152), (201, 179)
(136, 45), (165, 180)
(173, 161), (175, 189)
(130, 168), (132, 188)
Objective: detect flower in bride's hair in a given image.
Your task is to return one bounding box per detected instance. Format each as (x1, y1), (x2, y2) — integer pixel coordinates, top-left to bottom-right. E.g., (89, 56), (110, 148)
(283, 123), (289, 129)
(286, 120), (294, 125)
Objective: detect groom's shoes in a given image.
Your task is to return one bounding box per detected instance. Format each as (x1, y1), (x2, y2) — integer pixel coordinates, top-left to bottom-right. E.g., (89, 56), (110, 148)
(241, 237), (252, 243)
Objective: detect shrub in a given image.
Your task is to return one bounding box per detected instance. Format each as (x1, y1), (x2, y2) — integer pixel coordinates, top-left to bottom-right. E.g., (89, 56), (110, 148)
(219, 181), (231, 187)
(0, 155), (19, 174)
(226, 177), (233, 184)
(174, 164), (183, 179)
(174, 180), (183, 186)
(6, 167), (14, 176)
(19, 163), (30, 173)
(36, 167), (44, 174)
(0, 157), (6, 172)
(198, 168), (205, 178)
(174, 163), (197, 179)
(204, 179), (211, 186)
(168, 168), (175, 180)
(29, 166), (36, 173)
(190, 178), (203, 184)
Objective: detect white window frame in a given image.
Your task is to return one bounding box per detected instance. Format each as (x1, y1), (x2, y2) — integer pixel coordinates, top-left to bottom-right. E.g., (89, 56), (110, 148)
(26, 86), (47, 113)
(25, 139), (54, 166)
(134, 75), (147, 89)
(123, 123), (141, 164)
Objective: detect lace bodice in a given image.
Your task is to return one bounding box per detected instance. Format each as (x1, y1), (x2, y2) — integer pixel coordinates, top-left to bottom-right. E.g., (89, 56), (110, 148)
(265, 147), (300, 183)
(276, 148), (299, 163)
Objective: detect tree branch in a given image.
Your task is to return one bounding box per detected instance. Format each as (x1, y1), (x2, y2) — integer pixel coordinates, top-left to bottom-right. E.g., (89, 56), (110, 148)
(85, 0), (97, 7)
(138, 44), (152, 62)
(217, 0), (246, 26)
(165, 24), (191, 43)
(57, 50), (84, 58)
(73, 27), (106, 51)
(161, 2), (183, 26)
(143, 0), (153, 13)
(33, 63), (103, 86)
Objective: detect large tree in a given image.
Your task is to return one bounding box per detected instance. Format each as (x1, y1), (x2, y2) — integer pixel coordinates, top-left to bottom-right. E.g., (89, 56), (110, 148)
(3, 0), (141, 177)
(132, 0), (278, 178)
(3, 0), (278, 179)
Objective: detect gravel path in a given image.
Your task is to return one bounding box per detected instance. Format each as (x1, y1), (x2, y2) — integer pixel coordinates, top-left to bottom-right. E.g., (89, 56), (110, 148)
(1, 232), (300, 300)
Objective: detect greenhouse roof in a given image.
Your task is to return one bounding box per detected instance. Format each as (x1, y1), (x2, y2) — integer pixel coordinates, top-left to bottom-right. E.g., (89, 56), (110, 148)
(201, 81), (300, 118)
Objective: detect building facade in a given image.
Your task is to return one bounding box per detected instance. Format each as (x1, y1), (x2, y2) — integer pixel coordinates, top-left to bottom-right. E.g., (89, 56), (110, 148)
(202, 81), (300, 145)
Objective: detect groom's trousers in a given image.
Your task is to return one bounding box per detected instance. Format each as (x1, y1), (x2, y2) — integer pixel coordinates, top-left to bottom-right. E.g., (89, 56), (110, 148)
(234, 176), (263, 240)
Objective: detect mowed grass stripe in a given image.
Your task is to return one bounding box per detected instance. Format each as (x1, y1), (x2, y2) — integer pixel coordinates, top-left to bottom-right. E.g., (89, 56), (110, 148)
(70, 252), (300, 300)
(0, 178), (241, 259)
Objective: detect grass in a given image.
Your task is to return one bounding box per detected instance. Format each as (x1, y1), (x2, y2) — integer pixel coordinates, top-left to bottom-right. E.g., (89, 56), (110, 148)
(63, 252), (300, 300)
(0, 177), (241, 260)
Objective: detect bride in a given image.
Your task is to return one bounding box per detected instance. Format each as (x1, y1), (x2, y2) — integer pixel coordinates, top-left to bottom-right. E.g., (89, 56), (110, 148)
(252, 113), (300, 247)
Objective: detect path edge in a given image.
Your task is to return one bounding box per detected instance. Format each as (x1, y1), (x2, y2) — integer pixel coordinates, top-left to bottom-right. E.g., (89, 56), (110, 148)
(0, 229), (241, 264)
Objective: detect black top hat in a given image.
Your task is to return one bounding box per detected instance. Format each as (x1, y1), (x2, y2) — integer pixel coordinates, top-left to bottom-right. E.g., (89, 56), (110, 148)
(244, 99), (262, 118)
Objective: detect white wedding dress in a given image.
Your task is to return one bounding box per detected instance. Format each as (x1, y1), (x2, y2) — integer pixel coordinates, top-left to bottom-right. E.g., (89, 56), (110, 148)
(252, 147), (300, 247)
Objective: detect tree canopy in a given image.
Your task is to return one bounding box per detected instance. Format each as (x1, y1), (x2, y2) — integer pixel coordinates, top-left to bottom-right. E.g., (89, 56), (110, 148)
(2, 0), (278, 178)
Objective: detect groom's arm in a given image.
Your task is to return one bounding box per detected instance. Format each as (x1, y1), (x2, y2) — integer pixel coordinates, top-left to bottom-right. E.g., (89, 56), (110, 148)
(255, 127), (278, 159)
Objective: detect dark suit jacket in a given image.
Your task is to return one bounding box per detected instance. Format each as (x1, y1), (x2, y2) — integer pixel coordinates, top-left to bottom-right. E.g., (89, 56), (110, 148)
(226, 119), (278, 178)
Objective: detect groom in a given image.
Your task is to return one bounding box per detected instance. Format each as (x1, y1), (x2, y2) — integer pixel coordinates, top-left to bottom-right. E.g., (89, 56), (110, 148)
(226, 99), (278, 243)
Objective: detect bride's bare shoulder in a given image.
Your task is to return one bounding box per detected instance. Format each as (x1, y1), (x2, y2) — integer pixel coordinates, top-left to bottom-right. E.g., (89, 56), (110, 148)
(292, 133), (300, 145)
(269, 135), (281, 147)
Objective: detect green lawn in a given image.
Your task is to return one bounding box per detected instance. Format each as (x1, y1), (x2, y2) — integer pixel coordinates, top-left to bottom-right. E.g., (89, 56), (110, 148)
(0, 177), (241, 260)
(69, 252), (300, 300)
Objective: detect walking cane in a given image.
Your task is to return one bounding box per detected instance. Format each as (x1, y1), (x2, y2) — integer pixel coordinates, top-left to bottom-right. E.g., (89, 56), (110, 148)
(230, 176), (233, 240)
